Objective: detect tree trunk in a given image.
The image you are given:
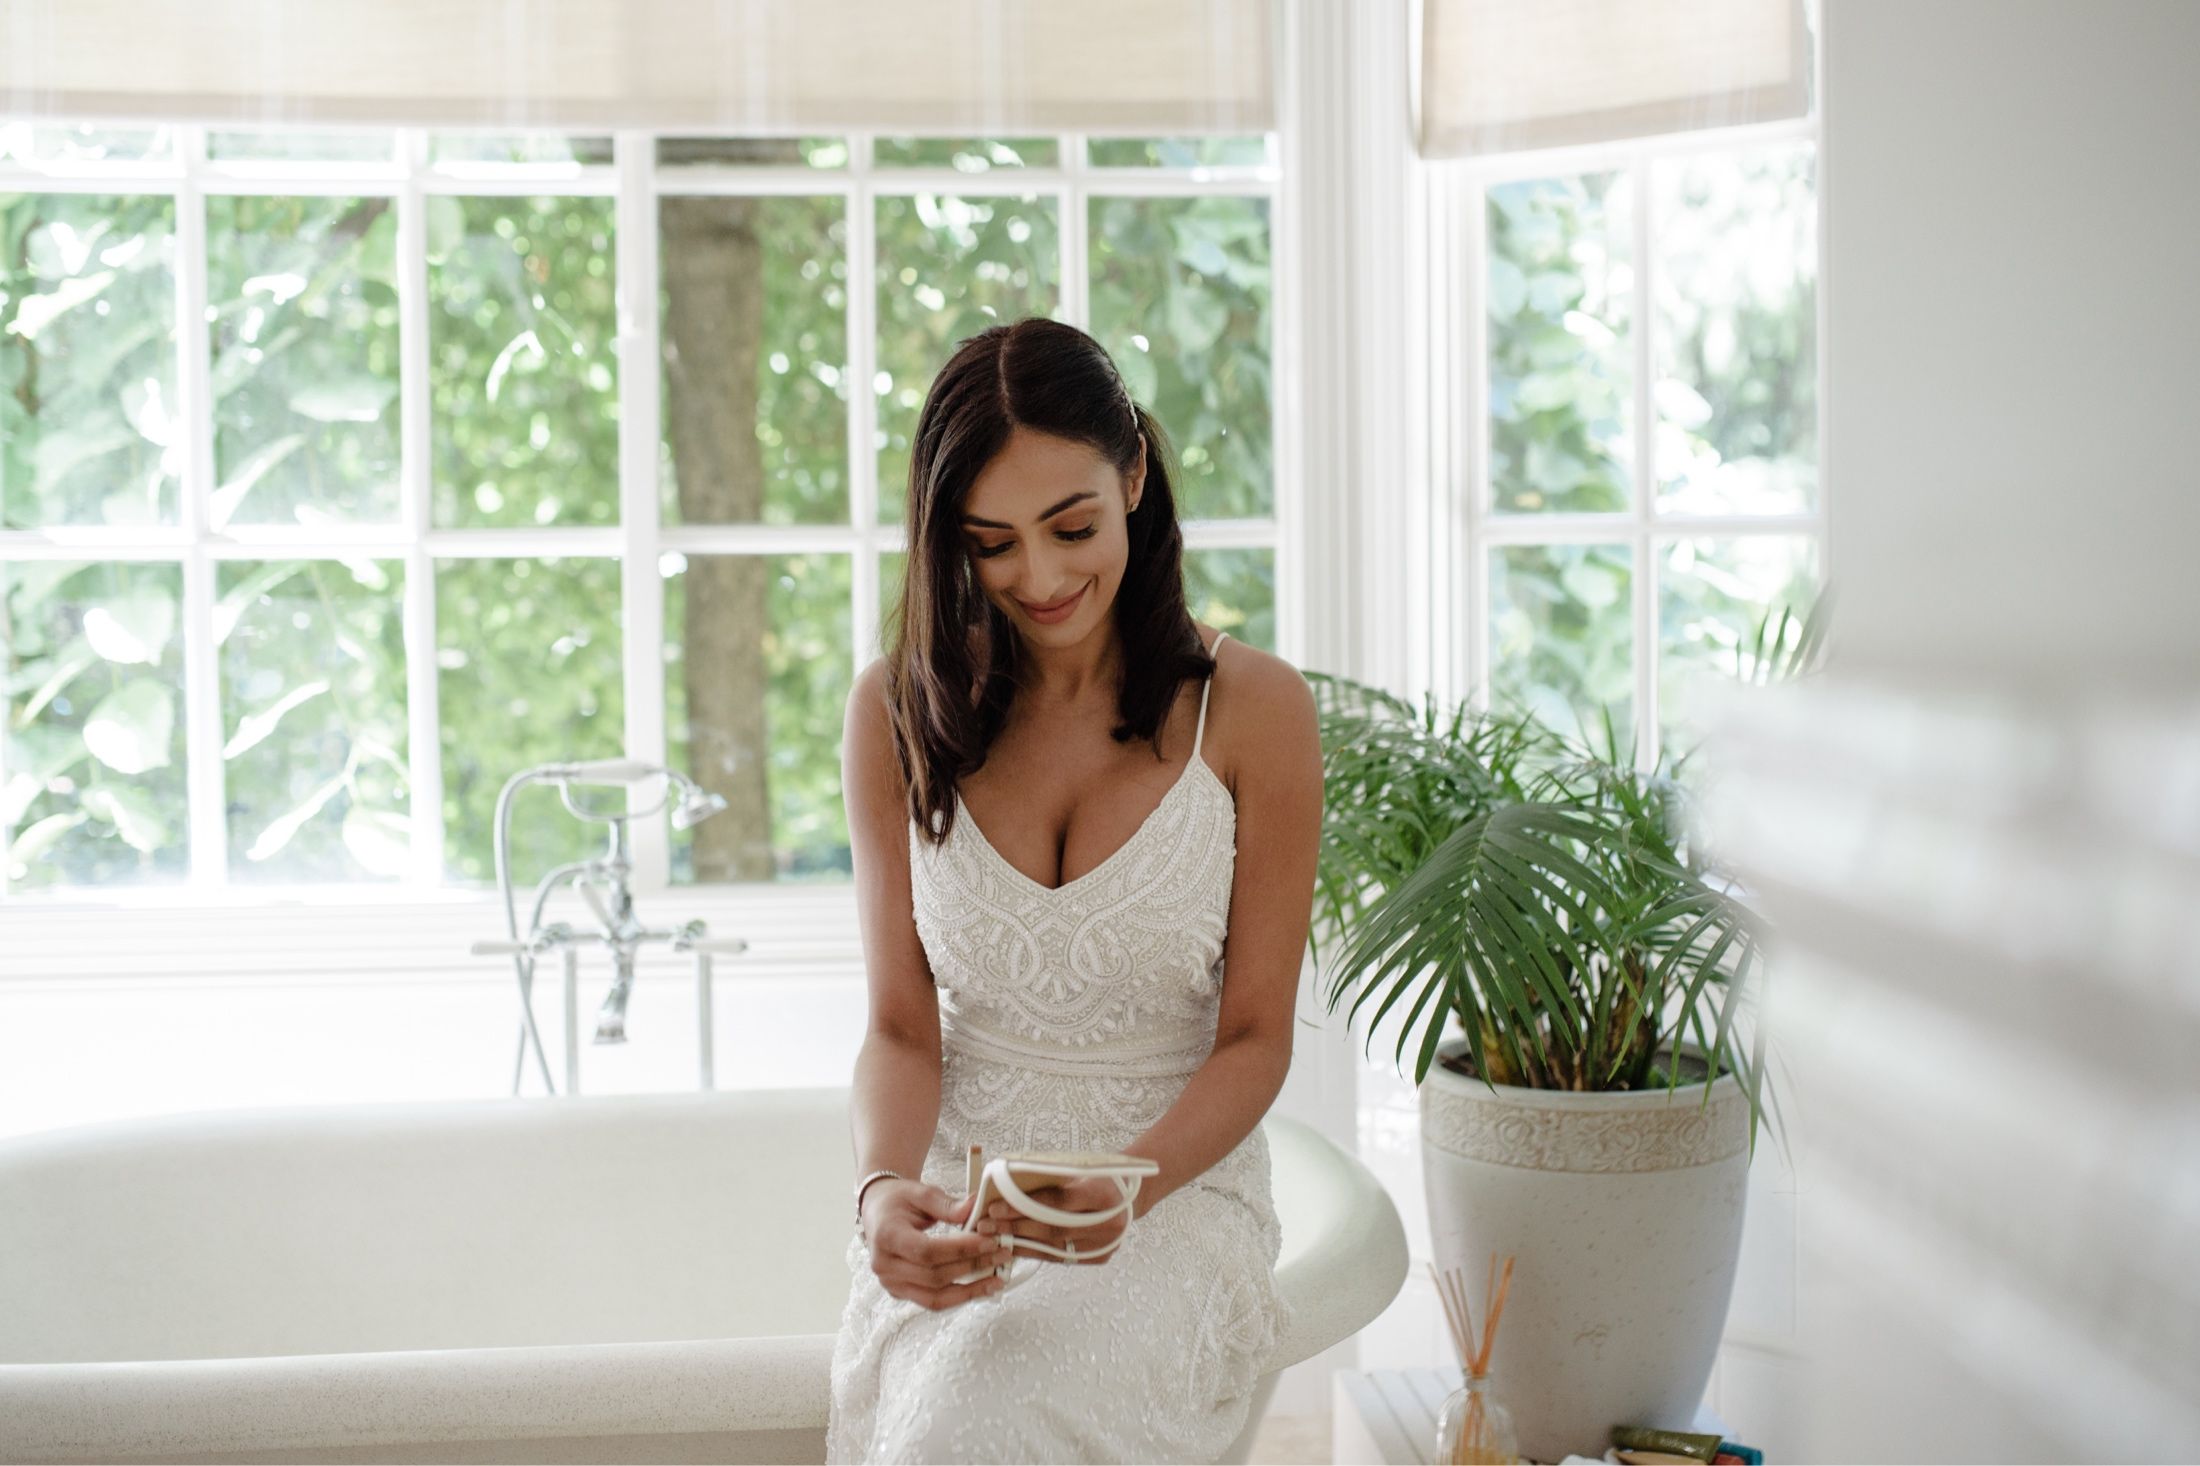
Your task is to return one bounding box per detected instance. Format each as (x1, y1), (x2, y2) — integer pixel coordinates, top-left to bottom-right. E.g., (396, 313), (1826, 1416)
(659, 139), (804, 881)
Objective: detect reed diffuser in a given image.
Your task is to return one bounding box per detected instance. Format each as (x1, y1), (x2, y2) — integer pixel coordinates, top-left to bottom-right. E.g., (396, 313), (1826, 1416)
(1431, 1253), (1520, 1465)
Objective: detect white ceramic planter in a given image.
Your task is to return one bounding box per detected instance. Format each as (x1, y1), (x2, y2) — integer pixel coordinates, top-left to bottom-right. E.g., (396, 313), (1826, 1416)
(1419, 1038), (1751, 1464)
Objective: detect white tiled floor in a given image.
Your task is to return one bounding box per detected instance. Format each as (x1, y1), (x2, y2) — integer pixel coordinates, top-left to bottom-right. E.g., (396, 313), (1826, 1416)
(1249, 1405), (1334, 1463)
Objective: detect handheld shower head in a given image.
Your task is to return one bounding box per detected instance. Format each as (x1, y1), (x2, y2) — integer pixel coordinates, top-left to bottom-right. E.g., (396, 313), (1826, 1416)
(671, 782), (728, 831)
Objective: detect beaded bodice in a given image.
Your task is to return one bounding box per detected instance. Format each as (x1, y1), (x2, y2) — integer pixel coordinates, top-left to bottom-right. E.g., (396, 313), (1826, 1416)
(903, 631), (1270, 1204)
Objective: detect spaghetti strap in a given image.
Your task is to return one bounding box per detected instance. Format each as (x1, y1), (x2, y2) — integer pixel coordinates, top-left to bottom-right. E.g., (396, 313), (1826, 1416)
(1193, 631), (1228, 759)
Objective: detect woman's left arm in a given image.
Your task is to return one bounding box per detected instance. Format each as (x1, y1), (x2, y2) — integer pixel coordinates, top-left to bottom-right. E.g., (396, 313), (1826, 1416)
(1123, 653), (1324, 1218)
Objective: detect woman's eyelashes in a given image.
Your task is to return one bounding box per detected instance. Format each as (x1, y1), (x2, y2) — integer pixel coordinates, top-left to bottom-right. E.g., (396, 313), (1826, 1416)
(971, 525), (1097, 560)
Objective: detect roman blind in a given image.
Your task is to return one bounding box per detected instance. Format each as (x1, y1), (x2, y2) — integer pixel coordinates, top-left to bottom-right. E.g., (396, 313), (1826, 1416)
(1416, 0), (1813, 158)
(1, 0), (1274, 135)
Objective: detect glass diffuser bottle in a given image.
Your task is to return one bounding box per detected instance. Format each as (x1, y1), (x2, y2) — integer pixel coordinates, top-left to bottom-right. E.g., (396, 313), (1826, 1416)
(1429, 1254), (1520, 1466)
(1435, 1370), (1519, 1465)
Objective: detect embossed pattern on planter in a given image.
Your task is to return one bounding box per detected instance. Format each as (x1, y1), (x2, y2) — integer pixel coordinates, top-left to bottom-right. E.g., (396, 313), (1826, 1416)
(1420, 1081), (1749, 1172)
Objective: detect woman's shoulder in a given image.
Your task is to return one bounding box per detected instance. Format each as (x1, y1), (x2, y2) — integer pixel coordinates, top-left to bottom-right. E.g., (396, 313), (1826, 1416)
(1202, 625), (1308, 705)
(851, 654), (897, 739)
(846, 656), (901, 788)
(1198, 627), (1319, 790)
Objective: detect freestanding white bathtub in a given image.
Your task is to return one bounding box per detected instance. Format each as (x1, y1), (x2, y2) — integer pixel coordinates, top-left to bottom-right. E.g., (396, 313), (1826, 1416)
(0, 1086), (1406, 1464)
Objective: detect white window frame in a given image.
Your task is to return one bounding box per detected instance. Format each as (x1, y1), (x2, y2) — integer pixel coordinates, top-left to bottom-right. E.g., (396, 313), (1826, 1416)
(1431, 112), (1828, 766)
(0, 126), (1289, 914)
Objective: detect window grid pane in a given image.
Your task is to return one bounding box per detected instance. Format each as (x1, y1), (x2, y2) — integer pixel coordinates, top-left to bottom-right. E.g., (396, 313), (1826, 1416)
(658, 193), (850, 526)
(1657, 535), (1819, 751)
(1476, 138), (1821, 762)
(428, 194), (619, 529)
(1488, 542), (1634, 751)
(218, 558), (411, 881)
(206, 194), (402, 528)
(1183, 546), (1276, 652)
(874, 138), (1059, 170)
(1486, 170), (1633, 517)
(434, 554), (624, 885)
(872, 191), (1062, 526)
(0, 128), (1277, 896)
(2, 561), (189, 889)
(664, 552), (853, 884)
(1652, 143), (1818, 517)
(1090, 195), (1273, 521)
(1, 193), (181, 530)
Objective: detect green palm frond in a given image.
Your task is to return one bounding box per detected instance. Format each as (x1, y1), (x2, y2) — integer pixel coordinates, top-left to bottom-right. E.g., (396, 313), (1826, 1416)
(1324, 800), (1618, 1087)
(1302, 667), (1788, 1157)
(1746, 584), (1835, 685)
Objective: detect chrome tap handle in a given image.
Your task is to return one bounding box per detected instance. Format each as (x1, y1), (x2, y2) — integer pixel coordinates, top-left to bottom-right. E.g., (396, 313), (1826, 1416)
(488, 757), (730, 1095)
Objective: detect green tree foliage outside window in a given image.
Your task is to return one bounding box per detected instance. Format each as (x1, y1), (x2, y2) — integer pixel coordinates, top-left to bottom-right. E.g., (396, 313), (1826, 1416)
(1, 133), (1281, 893)
(1484, 145), (1819, 754)
(1, 129), (1811, 893)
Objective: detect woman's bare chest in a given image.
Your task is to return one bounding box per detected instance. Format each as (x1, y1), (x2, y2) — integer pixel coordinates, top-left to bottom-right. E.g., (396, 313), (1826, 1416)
(958, 699), (1209, 893)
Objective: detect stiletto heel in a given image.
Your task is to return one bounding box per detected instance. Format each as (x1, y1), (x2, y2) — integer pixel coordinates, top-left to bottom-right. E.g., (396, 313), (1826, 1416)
(948, 1152), (1159, 1291)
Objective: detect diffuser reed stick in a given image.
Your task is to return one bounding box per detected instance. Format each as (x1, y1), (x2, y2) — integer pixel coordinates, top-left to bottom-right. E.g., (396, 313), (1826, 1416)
(1429, 1253), (1517, 1465)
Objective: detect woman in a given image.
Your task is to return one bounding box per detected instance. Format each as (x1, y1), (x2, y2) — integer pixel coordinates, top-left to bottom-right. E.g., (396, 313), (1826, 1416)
(827, 316), (1324, 1464)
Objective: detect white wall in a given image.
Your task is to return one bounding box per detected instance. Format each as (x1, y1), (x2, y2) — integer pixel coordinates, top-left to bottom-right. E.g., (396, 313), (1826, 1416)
(1710, 2), (2200, 1458)
(1825, 0), (2200, 683)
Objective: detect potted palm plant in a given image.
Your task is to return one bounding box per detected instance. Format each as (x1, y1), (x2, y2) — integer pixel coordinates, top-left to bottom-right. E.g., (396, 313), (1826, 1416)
(1307, 603), (1821, 1462)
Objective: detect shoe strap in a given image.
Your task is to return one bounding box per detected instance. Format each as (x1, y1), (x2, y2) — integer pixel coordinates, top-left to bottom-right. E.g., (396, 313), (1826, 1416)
(988, 1161), (1141, 1229)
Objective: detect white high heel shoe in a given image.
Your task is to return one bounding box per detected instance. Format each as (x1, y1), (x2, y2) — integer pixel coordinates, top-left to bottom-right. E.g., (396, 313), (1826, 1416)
(950, 1151), (1160, 1293)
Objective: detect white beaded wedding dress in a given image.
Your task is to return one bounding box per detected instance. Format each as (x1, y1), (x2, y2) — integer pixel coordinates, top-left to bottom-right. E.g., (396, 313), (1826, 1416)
(828, 629), (1291, 1465)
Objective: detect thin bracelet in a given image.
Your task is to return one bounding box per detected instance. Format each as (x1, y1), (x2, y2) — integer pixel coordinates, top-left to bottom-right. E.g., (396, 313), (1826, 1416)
(852, 1167), (905, 1233)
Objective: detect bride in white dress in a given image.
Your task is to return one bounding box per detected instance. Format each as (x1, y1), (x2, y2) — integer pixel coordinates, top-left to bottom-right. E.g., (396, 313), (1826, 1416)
(827, 317), (1325, 1464)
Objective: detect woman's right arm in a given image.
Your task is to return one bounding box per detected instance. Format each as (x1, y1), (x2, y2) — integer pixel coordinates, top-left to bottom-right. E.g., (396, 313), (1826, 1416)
(844, 656), (942, 1187)
(843, 657), (1009, 1307)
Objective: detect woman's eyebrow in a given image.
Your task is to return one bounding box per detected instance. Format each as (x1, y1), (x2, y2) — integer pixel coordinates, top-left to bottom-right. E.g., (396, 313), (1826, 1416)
(961, 491), (1098, 528)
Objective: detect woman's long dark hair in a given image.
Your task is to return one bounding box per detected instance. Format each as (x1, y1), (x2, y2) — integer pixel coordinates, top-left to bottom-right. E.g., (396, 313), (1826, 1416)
(886, 316), (1213, 848)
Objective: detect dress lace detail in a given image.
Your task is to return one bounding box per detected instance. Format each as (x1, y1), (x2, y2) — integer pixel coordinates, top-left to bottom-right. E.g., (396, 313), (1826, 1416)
(828, 631), (1293, 1464)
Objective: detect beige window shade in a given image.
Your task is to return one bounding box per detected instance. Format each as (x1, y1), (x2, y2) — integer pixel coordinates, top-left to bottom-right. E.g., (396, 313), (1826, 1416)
(1, 0), (1273, 135)
(1417, 0), (1813, 158)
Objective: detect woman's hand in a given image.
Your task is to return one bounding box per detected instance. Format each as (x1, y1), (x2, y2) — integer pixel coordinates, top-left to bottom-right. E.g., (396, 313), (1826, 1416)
(861, 1178), (1015, 1310)
(974, 1174), (1135, 1264)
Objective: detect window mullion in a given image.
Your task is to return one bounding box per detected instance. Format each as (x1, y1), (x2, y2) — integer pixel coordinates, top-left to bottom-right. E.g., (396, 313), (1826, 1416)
(1271, 111), (1301, 668)
(618, 130), (670, 894)
(1812, 125), (1833, 593)
(396, 127), (443, 887)
(1631, 154), (1658, 770)
(1062, 134), (1088, 331)
(1397, 140), (1436, 708)
(1465, 171), (1492, 712)
(177, 124), (227, 891)
(849, 136), (881, 668)
(1426, 163), (1462, 711)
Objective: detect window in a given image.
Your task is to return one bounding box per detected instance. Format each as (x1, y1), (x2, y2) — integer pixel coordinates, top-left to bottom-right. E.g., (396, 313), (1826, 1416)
(1454, 124), (1821, 762)
(0, 126), (1279, 899)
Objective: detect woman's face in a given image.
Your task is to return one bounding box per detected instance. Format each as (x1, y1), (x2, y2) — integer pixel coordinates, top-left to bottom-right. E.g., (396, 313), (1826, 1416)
(959, 425), (1145, 644)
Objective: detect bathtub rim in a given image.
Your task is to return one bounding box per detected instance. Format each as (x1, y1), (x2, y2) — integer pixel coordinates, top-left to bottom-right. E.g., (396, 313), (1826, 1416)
(0, 1332), (835, 1465)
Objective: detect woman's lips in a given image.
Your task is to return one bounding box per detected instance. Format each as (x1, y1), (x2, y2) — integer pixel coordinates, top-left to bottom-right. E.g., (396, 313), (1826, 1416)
(1019, 584), (1087, 623)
